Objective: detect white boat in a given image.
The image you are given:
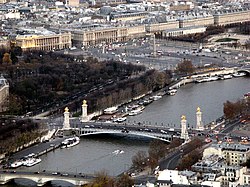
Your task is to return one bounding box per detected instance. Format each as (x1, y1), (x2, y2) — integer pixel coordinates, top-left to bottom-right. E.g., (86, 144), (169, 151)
(104, 106), (118, 114)
(112, 150), (124, 155)
(114, 117), (127, 123)
(195, 78), (205, 83)
(223, 74), (233, 79)
(61, 137), (80, 148)
(142, 99), (153, 105)
(150, 95), (162, 101)
(23, 158), (42, 167)
(209, 76), (219, 81)
(10, 161), (23, 168)
(112, 150), (120, 155)
(233, 72), (246, 77)
(167, 89), (177, 96)
(128, 106), (145, 116)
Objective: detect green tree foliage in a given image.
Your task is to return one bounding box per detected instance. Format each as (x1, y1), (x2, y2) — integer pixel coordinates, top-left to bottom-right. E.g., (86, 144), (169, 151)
(177, 59), (194, 74)
(115, 173), (134, 187)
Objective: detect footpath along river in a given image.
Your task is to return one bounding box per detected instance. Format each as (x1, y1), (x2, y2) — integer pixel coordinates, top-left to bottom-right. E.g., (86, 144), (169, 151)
(3, 77), (250, 187)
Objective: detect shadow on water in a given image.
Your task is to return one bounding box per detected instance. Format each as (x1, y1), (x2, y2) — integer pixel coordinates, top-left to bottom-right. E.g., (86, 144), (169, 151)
(80, 133), (152, 145)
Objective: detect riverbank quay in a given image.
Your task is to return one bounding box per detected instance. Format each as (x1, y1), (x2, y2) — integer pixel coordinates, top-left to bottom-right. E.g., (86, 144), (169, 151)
(169, 67), (237, 89)
(93, 67), (241, 126)
(1, 137), (65, 169)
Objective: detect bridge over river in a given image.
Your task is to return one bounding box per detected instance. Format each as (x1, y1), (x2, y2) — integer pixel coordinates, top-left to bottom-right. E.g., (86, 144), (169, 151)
(60, 121), (182, 142)
(0, 170), (95, 186)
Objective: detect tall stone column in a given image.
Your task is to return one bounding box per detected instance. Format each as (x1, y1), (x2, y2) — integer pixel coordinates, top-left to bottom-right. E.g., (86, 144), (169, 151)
(196, 107), (204, 131)
(81, 100), (88, 122)
(63, 107), (70, 129)
(181, 115), (189, 141)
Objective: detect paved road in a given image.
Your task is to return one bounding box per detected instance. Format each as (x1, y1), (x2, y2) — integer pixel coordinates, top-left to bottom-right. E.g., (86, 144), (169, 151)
(159, 150), (182, 170)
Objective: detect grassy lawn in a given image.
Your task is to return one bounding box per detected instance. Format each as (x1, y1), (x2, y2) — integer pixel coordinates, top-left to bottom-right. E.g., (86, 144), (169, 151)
(215, 38), (239, 42)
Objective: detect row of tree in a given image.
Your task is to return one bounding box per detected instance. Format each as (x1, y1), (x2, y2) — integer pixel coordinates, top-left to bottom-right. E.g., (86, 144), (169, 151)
(131, 138), (182, 172)
(223, 98), (250, 120)
(85, 171), (134, 187)
(0, 50), (151, 114)
(176, 138), (204, 170)
(0, 118), (46, 155)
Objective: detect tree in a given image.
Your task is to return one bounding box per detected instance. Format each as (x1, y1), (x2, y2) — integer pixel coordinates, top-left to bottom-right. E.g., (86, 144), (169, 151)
(223, 100), (245, 120)
(154, 72), (167, 89)
(177, 59), (194, 74)
(132, 151), (147, 171)
(115, 173), (134, 187)
(2, 52), (12, 64)
(168, 138), (182, 149)
(12, 46), (22, 56)
(177, 149), (202, 170)
(87, 170), (115, 187)
(148, 140), (168, 162)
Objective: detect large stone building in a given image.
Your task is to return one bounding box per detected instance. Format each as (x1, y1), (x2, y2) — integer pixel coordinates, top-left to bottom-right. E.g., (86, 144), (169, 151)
(203, 143), (250, 166)
(72, 24), (146, 46)
(0, 76), (9, 112)
(15, 32), (72, 51)
(162, 26), (206, 37)
(146, 20), (179, 34)
(179, 15), (214, 28)
(214, 9), (250, 25)
(110, 12), (148, 22)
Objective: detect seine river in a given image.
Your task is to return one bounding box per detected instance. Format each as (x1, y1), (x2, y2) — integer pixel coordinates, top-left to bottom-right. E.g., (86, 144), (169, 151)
(3, 77), (250, 187)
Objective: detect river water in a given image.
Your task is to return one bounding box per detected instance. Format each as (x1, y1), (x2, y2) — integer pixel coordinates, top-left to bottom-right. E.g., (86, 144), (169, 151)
(3, 77), (250, 187)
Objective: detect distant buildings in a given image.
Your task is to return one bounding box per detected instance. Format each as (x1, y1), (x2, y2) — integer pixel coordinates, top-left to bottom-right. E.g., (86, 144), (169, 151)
(162, 26), (206, 37)
(203, 143), (250, 165)
(0, 0), (248, 50)
(214, 9), (250, 25)
(71, 24), (146, 46)
(156, 143), (250, 187)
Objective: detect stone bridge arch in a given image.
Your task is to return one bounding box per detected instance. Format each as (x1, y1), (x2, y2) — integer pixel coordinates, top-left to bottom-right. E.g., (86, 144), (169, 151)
(79, 130), (172, 142)
(237, 69), (250, 76)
